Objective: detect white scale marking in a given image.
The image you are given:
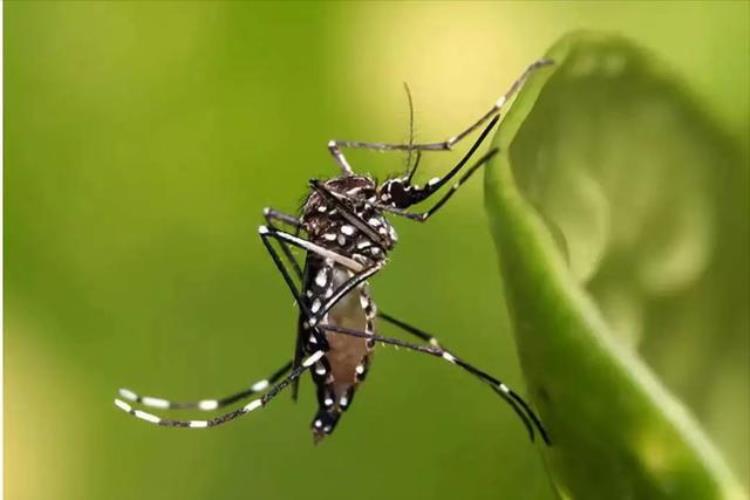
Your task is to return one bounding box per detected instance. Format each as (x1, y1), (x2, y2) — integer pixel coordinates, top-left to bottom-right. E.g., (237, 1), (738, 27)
(359, 294), (370, 309)
(341, 225), (355, 236)
(134, 410), (161, 424)
(303, 351), (325, 367)
(323, 233), (336, 241)
(118, 388), (137, 402)
(315, 268), (328, 287)
(251, 380), (270, 392)
(337, 234), (347, 246)
(324, 398), (334, 407)
(340, 396), (349, 407)
(368, 217), (381, 227)
(442, 352), (457, 363)
(142, 396), (169, 409)
(317, 205), (328, 213)
(199, 400), (219, 411)
(314, 419), (323, 428)
(114, 399), (132, 413)
(311, 299), (322, 314)
(190, 420), (208, 428)
(243, 399), (263, 413)
(428, 177), (440, 186)
(499, 383), (510, 394)
(355, 364), (365, 375)
(260, 226), (363, 272)
(315, 365), (326, 375)
(357, 240), (371, 249)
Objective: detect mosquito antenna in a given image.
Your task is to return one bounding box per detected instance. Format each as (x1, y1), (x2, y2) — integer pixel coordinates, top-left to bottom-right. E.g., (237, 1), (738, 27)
(403, 82), (419, 182)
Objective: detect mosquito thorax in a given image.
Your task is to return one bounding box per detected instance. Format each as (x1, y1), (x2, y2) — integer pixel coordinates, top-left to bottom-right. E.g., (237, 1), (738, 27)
(302, 175), (398, 256)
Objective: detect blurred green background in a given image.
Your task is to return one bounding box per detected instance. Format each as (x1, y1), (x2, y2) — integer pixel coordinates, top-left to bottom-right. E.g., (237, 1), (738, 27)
(5, 2), (748, 500)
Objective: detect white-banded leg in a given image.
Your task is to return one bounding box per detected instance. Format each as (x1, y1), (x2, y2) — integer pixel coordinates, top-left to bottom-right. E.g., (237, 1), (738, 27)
(259, 225), (383, 400)
(378, 312), (444, 348)
(114, 351), (325, 428)
(306, 261), (384, 328)
(317, 323), (550, 445)
(117, 361), (293, 412)
(327, 59), (552, 174)
(263, 208), (305, 278)
(325, 111), (501, 223)
(381, 147), (500, 222)
(259, 225), (365, 274)
(258, 225), (384, 327)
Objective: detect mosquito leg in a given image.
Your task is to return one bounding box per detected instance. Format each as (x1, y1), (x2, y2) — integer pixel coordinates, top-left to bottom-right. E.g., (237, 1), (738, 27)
(307, 262), (385, 327)
(414, 147), (499, 221)
(263, 207), (302, 229)
(117, 361), (293, 412)
(378, 311), (443, 348)
(114, 351), (325, 428)
(259, 226), (364, 273)
(318, 323), (550, 445)
(263, 208), (304, 278)
(323, 113), (499, 224)
(375, 147), (499, 223)
(259, 226), (384, 394)
(327, 59), (552, 169)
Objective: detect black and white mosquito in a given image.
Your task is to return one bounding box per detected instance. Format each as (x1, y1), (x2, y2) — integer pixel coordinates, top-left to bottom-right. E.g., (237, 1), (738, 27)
(115, 60), (552, 445)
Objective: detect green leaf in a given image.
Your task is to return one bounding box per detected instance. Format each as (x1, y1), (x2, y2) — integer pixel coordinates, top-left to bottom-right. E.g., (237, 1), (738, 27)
(485, 32), (746, 500)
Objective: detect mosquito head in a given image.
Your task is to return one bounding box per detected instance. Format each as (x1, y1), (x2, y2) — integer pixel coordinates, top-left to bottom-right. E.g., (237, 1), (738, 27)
(378, 177), (436, 209)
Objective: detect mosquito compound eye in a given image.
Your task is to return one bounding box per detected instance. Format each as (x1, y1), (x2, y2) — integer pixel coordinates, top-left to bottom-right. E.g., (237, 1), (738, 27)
(383, 181), (410, 208)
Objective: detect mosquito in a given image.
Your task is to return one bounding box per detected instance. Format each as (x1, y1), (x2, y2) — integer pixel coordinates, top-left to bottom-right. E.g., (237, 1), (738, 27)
(114, 59), (552, 445)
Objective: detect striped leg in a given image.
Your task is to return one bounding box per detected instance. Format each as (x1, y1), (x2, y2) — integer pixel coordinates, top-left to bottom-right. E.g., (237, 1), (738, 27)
(263, 208), (304, 278)
(258, 225), (384, 327)
(327, 59), (553, 175)
(376, 147), (500, 223)
(117, 361), (292, 412)
(378, 311), (444, 348)
(317, 323), (550, 445)
(114, 351), (325, 428)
